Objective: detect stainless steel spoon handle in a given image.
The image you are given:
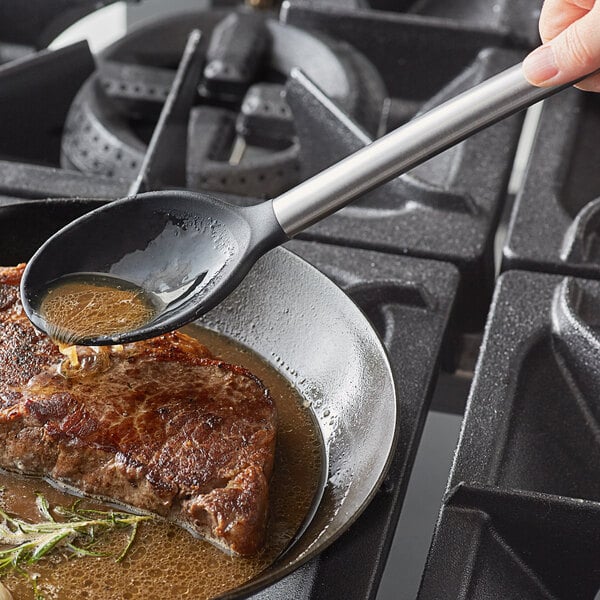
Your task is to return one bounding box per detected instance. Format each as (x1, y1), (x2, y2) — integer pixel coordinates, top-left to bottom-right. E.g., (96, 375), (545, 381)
(272, 63), (573, 237)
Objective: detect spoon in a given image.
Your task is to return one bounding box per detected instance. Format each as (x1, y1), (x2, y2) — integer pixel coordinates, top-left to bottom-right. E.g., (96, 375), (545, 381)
(21, 63), (577, 345)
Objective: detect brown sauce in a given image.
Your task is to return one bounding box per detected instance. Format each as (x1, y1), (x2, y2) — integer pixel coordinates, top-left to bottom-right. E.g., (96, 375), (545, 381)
(1, 325), (322, 600)
(38, 274), (158, 344)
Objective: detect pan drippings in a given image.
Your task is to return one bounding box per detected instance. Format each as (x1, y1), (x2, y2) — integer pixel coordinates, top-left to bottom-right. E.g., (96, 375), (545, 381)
(0, 326), (322, 600)
(38, 273), (159, 344)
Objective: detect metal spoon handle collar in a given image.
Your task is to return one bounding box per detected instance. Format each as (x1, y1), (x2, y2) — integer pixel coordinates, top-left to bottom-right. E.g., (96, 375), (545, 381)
(271, 62), (575, 237)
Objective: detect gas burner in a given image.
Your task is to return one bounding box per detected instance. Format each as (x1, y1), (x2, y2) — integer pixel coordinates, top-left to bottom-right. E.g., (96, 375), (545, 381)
(61, 9), (387, 198)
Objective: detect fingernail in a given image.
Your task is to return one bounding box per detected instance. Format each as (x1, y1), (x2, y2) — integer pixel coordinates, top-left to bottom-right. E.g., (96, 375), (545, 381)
(523, 45), (559, 84)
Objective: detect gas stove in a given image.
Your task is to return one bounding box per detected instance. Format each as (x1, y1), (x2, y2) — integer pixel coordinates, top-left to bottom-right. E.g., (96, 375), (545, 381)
(0, 0), (533, 331)
(6, 1), (598, 599)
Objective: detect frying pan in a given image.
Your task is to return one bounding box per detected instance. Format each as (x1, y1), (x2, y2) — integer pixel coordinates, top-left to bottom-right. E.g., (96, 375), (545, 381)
(0, 198), (398, 598)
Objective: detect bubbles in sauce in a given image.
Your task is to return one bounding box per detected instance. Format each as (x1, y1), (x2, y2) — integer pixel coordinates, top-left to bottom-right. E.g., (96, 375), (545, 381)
(1, 326), (323, 600)
(37, 274), (159, 344)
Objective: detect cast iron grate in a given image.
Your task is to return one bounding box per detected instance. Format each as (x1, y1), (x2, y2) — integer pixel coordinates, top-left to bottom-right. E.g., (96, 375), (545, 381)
(418, 270), (600, 600)
(503, 89), (600, 283)
(0, 40), (130, 201)
(281, 0), (541, 47)
(280, 2), (534, 329)
(0, 0), (125, 48)
(281, 43), (524, 331)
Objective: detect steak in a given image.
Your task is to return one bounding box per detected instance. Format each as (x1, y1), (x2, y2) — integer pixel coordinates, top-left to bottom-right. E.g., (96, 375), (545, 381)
(0, 264), (276, 556)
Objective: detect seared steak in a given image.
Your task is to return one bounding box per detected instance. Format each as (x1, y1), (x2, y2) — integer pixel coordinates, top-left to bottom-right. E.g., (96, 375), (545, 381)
(0, 264), (276, 556)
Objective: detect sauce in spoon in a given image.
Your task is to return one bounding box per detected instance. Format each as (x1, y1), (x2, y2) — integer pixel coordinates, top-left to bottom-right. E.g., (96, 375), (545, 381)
(38, 274), (160, 344)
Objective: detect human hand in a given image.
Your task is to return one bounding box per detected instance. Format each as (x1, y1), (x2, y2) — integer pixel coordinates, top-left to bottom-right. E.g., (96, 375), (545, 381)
(523, 0), (600, 92)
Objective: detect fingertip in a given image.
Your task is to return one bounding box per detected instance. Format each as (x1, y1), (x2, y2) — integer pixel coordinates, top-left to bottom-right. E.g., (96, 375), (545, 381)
(523, 45), (559, 86)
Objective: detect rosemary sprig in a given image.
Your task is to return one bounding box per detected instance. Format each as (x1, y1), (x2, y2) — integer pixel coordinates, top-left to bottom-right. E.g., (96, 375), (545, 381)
(0, 493), (151, 596)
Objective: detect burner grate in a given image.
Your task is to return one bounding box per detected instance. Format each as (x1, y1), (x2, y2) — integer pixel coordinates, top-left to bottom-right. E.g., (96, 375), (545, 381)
(0, 38), (130, 203)
(419, 270), (600, 599)
(277, 29), (526, 328)
(283, 0), (541, 47)
(503, 90), (600, 282)
(0, 0), (122, 48)
(0, 41), (95, 165)
(7, 1), (598, 599)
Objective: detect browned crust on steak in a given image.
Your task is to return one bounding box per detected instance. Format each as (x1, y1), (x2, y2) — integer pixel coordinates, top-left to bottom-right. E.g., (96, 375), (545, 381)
(0, 264), (276, 556)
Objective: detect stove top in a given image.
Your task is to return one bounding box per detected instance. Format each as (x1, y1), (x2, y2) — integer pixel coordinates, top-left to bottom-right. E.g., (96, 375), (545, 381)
(0, 1), (532, 331)
(5, 1), (598, 599)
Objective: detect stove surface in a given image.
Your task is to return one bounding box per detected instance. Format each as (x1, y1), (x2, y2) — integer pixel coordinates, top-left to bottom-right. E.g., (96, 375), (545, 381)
(7, 1), (599, 600)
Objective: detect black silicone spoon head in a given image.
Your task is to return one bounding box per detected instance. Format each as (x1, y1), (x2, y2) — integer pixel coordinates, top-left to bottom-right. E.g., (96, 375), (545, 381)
(20, 191), (286, 345)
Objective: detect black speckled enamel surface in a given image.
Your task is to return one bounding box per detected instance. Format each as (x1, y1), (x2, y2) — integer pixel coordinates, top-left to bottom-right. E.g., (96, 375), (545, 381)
(420, 270), (600, 600)
(504, 89), (600, 282)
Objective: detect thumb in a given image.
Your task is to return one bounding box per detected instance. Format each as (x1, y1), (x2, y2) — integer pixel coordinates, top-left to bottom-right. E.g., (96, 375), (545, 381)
(523, 5), (600, 89)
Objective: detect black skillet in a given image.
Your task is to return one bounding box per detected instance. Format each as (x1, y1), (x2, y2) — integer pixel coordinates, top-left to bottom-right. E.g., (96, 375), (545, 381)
(0, 198), (398, 599)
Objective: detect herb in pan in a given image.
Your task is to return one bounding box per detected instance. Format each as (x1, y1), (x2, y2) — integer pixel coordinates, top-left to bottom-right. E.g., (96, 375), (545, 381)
(0, 493), (151, 598)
